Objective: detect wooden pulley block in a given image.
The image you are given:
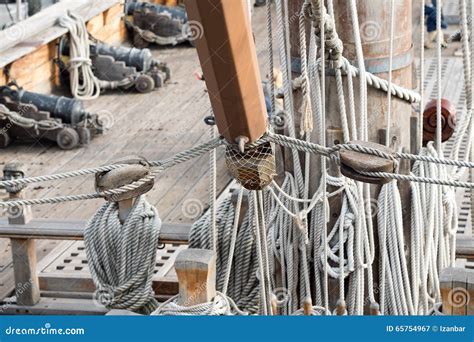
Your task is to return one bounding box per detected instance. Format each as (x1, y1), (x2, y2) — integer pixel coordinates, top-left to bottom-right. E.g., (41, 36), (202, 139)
(340, 141), (396, 185)
(95, 156), (154, 202)
(422, 98), (456, 146)
(225, 142), (276, 191)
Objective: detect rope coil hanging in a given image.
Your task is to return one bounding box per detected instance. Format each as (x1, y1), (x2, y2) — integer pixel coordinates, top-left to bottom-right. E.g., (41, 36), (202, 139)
(85, 196), (161, 314)
(58, 11), (101, 100)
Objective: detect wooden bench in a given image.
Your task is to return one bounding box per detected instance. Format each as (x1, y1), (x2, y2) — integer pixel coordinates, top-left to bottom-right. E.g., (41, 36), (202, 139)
(0, 218), (190, 244)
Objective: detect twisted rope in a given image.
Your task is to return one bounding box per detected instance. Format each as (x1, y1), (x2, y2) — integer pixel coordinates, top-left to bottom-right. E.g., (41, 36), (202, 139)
(152, 292), (246, 316)
(58, 12), (100, 100)
(84, 196), (161, 314)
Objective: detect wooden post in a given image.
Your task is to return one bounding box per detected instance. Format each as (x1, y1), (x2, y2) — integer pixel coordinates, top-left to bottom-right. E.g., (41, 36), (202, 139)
(3, 163), (40, 306)
(440, 267), (472, 315)
(174, 248), (216, 306)
(183, 0), (267, 144)
(328, 0), (413, 312)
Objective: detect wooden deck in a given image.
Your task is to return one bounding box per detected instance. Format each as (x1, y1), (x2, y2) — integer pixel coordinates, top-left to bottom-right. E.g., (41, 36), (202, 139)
(0, 7), (274, 300)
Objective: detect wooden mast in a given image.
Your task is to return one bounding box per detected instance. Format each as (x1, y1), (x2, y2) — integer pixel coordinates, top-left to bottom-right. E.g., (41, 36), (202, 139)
(184, 0), (268, 145)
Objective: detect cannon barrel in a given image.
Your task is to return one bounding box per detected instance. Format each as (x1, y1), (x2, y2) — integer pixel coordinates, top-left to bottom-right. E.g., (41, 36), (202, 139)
(92, 42), (153, 72)
(125, 2), (187, 22)
(1, 87), (89, 125)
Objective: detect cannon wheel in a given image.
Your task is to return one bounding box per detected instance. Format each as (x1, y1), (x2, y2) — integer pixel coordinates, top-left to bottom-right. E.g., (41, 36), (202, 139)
(0, 132), (11, 148)
(135, 74), (155, 93)
(133, 32), (151, 49)
(56, 128), (80, 150)
(28, 0), (42, 16)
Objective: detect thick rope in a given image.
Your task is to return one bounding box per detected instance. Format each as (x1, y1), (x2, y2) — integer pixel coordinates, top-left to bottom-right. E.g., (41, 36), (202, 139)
(58, 12), (100, 100)
(84, 196), (161, 314)
(152, 292), (246, 316)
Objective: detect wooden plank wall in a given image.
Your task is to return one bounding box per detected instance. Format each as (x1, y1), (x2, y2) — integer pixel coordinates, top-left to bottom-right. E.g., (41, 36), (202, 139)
(0, 3), (127, 94)
(153, 0), (181, 6)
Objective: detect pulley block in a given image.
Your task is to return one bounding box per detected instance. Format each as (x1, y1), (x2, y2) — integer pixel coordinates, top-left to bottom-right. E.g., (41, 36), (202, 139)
(339, 141), (397, 185)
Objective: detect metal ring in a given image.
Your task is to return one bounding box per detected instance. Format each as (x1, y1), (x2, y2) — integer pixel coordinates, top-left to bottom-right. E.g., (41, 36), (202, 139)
(204, 115), (216, 126)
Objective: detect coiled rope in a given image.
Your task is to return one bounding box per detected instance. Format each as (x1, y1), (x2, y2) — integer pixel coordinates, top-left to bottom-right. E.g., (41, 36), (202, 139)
(152, 292), (246, 316)
(59, 12), (101, 100)
(84, 196), (161, 314)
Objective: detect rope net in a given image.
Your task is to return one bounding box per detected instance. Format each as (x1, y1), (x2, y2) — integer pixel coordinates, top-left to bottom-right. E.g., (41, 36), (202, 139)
(225, 142), (276, 191)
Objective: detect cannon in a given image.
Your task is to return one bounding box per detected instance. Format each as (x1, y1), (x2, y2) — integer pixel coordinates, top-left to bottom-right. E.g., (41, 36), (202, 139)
(124, 2), (193, 48)
(0, 84), (104, 150)
(58, 38), (171, 94)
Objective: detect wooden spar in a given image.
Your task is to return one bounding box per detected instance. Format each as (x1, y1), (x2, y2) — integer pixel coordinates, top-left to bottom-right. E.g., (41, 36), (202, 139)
(183, 0), (268, 144)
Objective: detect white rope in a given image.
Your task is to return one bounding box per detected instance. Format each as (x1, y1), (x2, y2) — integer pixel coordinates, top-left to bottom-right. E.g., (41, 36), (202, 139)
(84, 196), (161, 314)
(58, 12), (100, 100)
(152, 292), (246, 316)
(209, 124), (218, 252)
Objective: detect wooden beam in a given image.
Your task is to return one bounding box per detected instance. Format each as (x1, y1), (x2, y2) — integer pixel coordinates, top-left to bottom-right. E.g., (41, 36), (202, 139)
(0, 219), (191, 244)
(184, 0), (267, 144)
(0, 297), (108, 315)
